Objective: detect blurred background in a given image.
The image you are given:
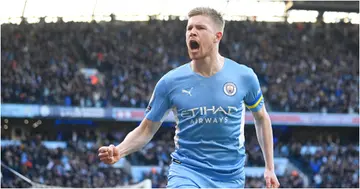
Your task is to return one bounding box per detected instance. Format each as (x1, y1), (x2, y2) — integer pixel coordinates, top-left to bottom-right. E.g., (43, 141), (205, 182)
(0, 0), (359, 188)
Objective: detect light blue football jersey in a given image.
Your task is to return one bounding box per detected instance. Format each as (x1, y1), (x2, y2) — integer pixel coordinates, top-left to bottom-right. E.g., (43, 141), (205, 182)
(145, 58), (264, 181)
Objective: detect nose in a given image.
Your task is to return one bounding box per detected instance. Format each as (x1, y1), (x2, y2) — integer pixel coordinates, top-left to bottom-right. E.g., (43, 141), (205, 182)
(189, 29), (197, 37)
(190, 33), (197, 37)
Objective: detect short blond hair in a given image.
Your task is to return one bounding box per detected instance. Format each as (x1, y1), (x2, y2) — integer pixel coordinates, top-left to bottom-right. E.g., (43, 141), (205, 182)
(188, 7), (225, 32)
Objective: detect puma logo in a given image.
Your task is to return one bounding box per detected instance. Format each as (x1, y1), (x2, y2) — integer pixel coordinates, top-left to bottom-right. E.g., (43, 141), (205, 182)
(182, 87), (193, 96)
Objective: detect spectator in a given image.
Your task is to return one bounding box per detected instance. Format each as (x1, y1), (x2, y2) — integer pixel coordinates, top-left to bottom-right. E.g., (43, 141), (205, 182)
(1, 127), (358, 188)
(1, 20), (358, 113)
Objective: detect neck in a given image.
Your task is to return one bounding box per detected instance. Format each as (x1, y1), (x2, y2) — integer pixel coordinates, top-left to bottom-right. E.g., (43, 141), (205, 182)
(191, 52), (224, 77)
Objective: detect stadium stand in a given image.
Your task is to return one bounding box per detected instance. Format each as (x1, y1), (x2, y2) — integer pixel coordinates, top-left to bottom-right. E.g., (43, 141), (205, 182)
(1, 125), (358, 188)
(1, 20), (358, 113)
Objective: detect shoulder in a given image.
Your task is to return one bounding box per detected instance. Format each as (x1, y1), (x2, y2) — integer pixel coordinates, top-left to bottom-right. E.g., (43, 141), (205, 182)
(159, 63), (192, 83)
(225, 58), (257, 77)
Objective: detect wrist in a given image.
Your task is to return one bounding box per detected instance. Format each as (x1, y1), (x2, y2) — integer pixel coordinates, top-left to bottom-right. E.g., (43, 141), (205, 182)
(115, 145), (120, 152)
(265, 165), (275, 171)
(115, 145), (125, 158)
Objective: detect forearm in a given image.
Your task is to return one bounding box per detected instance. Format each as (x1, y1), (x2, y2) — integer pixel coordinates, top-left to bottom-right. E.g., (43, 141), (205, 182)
(116, 125), (154, 158)
(254, 112), (274, 171)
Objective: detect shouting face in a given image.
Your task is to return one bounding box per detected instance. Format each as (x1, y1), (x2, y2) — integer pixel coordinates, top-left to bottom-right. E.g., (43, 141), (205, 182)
(186, 15), (223, 60)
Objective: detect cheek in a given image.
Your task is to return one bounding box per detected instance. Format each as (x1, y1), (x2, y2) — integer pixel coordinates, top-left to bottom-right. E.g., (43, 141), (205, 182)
(201, 37), (213, 48)
(202, 33), (214, 43)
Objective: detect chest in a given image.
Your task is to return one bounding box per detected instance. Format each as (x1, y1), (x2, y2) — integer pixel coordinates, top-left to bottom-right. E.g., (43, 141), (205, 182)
(169, 76), (247, 111)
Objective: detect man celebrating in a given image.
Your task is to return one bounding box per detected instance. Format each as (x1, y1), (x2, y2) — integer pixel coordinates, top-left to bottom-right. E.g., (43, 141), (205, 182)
(98, 7), (280, 188)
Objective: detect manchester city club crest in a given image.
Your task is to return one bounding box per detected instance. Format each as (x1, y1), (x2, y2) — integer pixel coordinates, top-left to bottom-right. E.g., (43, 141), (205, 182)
(223, 82), (237, 96)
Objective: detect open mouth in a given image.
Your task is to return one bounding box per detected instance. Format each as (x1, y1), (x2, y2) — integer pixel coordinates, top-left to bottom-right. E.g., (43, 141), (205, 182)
(189, 40), (200, 50)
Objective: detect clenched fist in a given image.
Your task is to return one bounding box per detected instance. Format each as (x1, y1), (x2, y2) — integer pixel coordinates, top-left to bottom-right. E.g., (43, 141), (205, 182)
(264, 168), (280, 188)
(98, 144), (121, 164)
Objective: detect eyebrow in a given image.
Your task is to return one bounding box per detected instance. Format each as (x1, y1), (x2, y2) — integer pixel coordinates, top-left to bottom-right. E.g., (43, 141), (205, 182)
(187, 24), (207, 28)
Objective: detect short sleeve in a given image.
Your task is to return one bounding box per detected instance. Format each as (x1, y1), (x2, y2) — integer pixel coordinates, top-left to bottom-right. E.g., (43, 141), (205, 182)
(145, 77), (171, 122)
(244, 70), (264, 112)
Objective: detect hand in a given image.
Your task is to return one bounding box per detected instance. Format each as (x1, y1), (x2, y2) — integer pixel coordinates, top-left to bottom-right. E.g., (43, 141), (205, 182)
(98, 144), (121, 164)
(264, 168), (280, 188)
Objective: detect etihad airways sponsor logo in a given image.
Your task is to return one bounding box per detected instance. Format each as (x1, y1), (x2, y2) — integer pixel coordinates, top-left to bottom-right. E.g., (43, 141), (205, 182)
(180, 106), (239, 117)
(189, 117), (229, 124)
(179, 106), (240, 124)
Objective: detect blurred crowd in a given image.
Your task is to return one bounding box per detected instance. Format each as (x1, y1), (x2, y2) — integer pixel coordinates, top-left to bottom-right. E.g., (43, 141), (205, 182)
(1, 127), (358, 188)
(1, 135), (135, 188)
(245, 171), (304, 188)
(274, 129), (359, 188)
(296, 140), (359, 187)
(1, 19), (359, 113)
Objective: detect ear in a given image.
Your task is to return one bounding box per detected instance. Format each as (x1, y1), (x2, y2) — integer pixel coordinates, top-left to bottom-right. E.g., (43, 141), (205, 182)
(214, 32), (223, 43)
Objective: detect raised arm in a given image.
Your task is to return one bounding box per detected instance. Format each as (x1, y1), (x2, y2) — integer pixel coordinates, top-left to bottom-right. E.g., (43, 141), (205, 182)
(98, 118), (162, 164)
(98, 76), (171, 164)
